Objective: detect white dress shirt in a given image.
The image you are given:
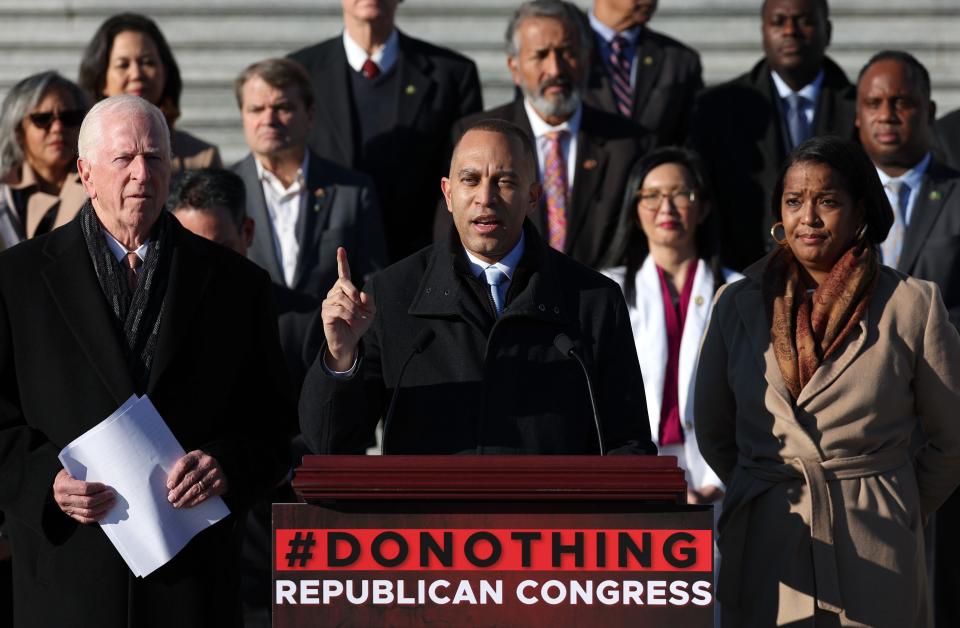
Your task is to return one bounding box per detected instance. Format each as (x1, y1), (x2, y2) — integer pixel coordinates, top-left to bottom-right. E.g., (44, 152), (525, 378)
(523, 99), (582, 190)
(102, 229), (150, 265)
(342, 28), (399, 75)
(255, 152), (309, 287)
(771, 69), (824, 140)
(875, 152), (931, 227)
(464, 230), (526, 309)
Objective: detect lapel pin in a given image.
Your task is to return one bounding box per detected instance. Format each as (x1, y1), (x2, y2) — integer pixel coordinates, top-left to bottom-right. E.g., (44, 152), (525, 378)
(930, 190), (942, 201)
(582, 158), (598, 170)
(405, 84), (417, 95)
(694, 295), (704, 306)
(643, 55), (654, 66)
(313, 187), (326, 211)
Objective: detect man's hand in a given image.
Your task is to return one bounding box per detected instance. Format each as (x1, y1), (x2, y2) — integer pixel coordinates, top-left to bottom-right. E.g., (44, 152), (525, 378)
(53, 469), (115, 524)
(166, 450), (228, 509)
(321, 247), (376, 371)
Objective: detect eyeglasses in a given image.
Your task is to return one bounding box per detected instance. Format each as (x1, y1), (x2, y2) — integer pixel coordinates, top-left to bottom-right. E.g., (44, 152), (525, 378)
(637, 188), (697, 211)
(27, 110), (84, 130)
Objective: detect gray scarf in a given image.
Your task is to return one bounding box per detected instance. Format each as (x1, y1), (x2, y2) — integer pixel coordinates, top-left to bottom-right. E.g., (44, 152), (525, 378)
(79, 202), (173, 392)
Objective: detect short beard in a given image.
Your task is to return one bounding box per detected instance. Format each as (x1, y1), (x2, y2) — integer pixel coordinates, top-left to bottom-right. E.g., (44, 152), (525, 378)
(523, 83), (581, 120)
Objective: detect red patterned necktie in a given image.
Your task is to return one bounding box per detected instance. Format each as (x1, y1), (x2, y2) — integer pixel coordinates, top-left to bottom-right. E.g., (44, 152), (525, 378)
(125, 252), (141, 292)
(609, 36), (634, 117)
(543, 130), (569, 252)
(361, 58), (380, 80)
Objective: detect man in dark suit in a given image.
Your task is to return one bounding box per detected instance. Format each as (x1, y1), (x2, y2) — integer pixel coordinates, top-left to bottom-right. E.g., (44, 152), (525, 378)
(691, 0), (855, 270)
(0, 95), (292, 627)
(232, 58), (387, 300)
(583, 0), (703, 147)
(857, 51), (960, 628)
(300, 118), (655, 456)
(447, 0), (649, 270)
(288, 0), (483, 262)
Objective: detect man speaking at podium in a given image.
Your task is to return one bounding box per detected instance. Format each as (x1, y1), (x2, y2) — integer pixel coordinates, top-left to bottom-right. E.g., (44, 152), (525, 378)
(300, 119), (655, 455)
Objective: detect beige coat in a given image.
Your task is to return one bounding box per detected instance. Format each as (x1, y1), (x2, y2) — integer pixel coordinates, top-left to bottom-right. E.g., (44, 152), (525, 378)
(169, 127), (221, 173)
(695, 260), (960, 627)
(0, 163), (87, 251)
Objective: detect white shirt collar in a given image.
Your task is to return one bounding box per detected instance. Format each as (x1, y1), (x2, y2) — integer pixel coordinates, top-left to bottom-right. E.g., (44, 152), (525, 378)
(342, 28), (399, 75)
(771, 69), (824, 104)
(587, 10), (642, 44)
(102, 228), (150, 264)
(254, 151), (309, 192)
(464, 230), (525, 280)
(523, 99), (583, 140)
(875, 152), (931, 190)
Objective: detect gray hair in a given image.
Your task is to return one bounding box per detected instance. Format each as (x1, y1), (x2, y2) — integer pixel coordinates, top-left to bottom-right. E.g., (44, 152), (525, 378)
(78, 94), (171, 163)
(0, 71), (89, 179)
(504, 0), (589, 60)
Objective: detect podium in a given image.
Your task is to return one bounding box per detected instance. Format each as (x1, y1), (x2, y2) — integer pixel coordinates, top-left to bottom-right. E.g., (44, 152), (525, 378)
(273, 455), (714, 627)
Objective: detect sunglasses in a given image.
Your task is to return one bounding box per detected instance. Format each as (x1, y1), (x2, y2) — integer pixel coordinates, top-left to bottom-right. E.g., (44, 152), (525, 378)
(27, 110), (84, 130)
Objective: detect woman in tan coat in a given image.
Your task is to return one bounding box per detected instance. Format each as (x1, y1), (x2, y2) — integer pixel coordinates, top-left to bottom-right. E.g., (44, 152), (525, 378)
(696, 136), (960, 627)
(0, 71), (89, 251)
(78, 13), (222, 173)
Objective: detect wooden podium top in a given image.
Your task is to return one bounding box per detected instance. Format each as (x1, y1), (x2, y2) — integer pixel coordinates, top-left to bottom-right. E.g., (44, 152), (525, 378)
(293, 455), (686, 503)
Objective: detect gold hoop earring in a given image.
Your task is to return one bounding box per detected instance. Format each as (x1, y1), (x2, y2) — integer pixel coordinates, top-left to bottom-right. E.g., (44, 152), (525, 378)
(770, 221), (788, 246)
(855, 223), (868, 242)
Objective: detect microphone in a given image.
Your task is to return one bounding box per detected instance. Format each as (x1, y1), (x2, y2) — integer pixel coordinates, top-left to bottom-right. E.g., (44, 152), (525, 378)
(553, 333), (606, 455)
(381, 328), (436, 455)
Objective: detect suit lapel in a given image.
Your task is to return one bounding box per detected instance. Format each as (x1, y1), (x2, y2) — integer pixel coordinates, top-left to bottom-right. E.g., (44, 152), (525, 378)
(754, 67), (788, 170)
(293, 153), (336, 289)
(316, 44), (357, 165)
(631, 33), (665, 116)
(147, 225), (213, 393)
(899, 162), (955, 274)
(395, 33), (436, 133)
(41, 222), (134, 405)
(237, 156), (285, 285)
(796, 315), (868, 407)
(587, 44), (618, 113)
(567, 113), (609, 254)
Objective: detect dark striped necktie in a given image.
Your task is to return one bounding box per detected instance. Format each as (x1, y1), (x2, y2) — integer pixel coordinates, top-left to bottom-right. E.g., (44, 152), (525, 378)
(608, 36), (634, 117)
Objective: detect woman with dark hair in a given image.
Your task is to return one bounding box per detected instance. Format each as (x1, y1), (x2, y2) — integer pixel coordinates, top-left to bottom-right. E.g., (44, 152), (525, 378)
(602, 146), (741, 505)
(79, 13), (221, 172)
(695, 135), (960, 626)
(0, 71), (89, 251)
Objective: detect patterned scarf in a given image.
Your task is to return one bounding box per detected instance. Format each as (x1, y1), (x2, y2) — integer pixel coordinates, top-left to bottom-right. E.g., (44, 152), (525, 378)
(762, 243), (878, 399)
(79, 202), (173, 392)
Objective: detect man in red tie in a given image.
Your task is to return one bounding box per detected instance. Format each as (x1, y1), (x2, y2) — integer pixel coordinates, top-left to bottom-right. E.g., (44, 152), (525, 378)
(445, 0), (650, 270)
(287, 0), (483, 264)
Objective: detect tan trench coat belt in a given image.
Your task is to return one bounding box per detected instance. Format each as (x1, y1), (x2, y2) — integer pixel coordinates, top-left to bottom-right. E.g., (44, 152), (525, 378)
(718, 448), (911, 613)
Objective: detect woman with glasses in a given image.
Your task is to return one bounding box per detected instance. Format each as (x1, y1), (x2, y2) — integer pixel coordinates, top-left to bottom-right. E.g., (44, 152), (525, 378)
(602, 146), (741, 505)
(0, 71), (89, 251)
(79, 13), (221, 173)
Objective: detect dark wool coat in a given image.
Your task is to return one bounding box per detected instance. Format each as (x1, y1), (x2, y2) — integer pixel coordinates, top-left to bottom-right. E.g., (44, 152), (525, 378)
(299, 223), (656, 456)
(0, 216), (294, 628)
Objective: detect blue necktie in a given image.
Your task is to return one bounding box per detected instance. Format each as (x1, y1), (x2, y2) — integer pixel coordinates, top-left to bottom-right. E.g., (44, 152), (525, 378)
(786, 93), (811, 149)
(483, 266), (506, 317)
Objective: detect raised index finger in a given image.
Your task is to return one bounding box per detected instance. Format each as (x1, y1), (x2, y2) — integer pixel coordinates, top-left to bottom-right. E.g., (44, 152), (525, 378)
(336, 247), (351, 282)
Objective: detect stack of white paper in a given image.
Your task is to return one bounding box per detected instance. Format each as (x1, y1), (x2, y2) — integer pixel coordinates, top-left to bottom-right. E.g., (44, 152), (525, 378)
(58, 395), (230, 577)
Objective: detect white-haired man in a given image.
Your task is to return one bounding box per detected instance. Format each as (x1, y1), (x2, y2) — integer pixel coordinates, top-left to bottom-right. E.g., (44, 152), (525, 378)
(0, 95), (292, 628)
